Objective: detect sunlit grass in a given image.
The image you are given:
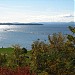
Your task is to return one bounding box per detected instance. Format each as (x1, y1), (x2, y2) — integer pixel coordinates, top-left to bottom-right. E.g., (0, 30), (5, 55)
(0, 48), (14, 55)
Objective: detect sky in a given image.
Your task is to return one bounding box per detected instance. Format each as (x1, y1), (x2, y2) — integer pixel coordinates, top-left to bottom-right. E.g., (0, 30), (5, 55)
(0, 0), (74, 23)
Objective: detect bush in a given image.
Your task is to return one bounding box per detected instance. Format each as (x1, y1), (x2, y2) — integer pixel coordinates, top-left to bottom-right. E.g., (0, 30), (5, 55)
(0, 66), (36, 75)
(31, 28), (75, 75)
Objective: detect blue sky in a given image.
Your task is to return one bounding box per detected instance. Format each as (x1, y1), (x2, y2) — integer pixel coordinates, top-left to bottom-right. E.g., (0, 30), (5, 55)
(0, 0), (74, 23)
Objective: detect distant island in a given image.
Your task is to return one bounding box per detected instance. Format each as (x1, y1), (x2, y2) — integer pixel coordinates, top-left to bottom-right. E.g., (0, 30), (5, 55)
(0, 22), (74, 25)
(0, 23), (43, 25)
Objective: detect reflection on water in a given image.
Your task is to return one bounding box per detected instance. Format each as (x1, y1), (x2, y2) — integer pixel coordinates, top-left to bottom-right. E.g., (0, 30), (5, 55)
(0, 24), (74, 49)
(0, 25), (10, 29)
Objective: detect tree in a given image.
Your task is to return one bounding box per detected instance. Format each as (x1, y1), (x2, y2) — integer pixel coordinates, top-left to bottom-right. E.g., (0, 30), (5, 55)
(22, 47), (27, 54)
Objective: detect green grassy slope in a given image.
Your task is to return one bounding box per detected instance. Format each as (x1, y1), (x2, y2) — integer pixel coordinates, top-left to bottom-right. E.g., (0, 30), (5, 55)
(0, 48), (14, 54)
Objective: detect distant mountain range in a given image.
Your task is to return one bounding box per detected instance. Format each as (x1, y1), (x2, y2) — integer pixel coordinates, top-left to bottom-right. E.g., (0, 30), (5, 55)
(41, 22), (75, 24)
(41, 22), (75, 26)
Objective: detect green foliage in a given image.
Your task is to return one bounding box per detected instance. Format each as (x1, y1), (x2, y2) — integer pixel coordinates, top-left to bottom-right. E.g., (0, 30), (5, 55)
(0, 53), (7, 66)
(31, 30), (75, 75)
(67, 26), (75, 46)
(22, 47), (27, 53)
(69, 26), (75, 34)
(67, 35), (74, 41)
(11, 45), (28, 67)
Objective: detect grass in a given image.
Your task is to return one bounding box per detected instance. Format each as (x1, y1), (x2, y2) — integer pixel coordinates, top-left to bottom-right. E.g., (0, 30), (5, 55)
(0, 47), (31, 55)
(0, 47), (14, 55)
(0, 47), (32, 64)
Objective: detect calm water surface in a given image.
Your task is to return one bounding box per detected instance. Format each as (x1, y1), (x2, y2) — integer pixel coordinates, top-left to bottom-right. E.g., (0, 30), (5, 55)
(0, 23), (74, 49)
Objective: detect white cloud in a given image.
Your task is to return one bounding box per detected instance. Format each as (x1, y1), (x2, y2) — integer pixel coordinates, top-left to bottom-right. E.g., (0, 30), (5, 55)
(0, 13), (74, 23)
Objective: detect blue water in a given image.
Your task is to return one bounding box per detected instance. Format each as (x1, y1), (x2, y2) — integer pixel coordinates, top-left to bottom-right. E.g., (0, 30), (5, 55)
(0, 23), (75, 49)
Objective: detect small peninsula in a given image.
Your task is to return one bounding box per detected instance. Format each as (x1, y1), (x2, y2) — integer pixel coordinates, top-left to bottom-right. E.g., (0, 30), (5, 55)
(0, 23), (43, 25)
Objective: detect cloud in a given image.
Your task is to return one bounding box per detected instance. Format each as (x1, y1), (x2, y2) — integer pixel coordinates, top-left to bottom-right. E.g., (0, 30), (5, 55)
(63, 15), (74, 18)
(0, 13), (74, 23)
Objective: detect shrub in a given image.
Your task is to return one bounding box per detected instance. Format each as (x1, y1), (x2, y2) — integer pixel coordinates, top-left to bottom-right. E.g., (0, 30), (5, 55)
(0, 66), (36, 75)
(31, 30), (75, 75)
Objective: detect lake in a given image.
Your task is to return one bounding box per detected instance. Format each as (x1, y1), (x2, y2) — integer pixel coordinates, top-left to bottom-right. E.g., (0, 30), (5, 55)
(0, 22), (74, 49)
